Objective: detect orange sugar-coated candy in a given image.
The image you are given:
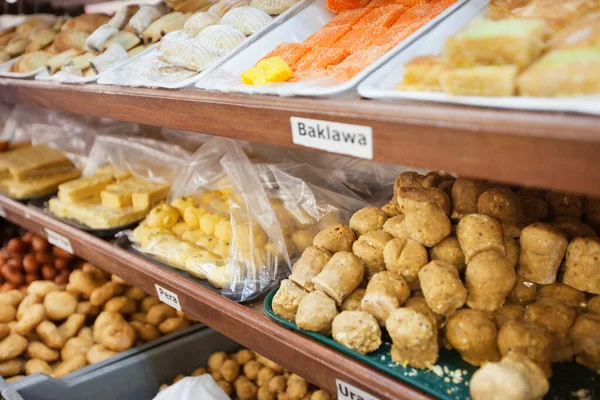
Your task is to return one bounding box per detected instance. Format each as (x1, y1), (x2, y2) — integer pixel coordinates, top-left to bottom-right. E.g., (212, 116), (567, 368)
(391, 0), (429, 7)
(371, 18), (420, 45)
(332, 25), (388, 53)
(289, 69), (328, 82)
(367, 0), (397, 6)
(263, 42), (313, 70)
(327, 0), (371, 12)
(323, 8), (372, 28)
(328, 44), (393, 81)
(295, 47), (350, 72)
(355, 5), (407, 28)
(304, 25), (352, 48)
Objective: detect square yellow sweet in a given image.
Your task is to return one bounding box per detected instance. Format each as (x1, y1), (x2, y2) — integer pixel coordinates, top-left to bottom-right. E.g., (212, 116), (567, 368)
(400, 55), (444, 89)
(440, 65), (517, 96)
(443, 18), (548, 69)
(242, 57), (293, 86)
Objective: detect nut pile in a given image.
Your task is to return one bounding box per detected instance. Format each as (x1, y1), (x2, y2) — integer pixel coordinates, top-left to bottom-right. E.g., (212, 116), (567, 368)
(159, 349), (331, 400)
(273, 171), (600, 400)
(0, 232), (77, 291)
(0, 263), (192, 381)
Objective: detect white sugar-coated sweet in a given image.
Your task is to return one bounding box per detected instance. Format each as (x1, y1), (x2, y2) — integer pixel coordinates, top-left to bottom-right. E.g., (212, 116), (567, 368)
(250, 0), (297, 15)
(208, 0), (249, 18)
(183, 12), (219, 36)
(159, 40), (219, 71)
(220, 6), (273, 36)
(90, 43), (129, 74)
(159, 30), (192, 51)
(195, 25), (246, 54)
(86, 24), (119, 53)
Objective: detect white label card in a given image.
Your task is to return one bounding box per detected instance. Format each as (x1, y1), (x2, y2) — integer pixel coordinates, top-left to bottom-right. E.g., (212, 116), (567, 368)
(0, 206), (6, 218)
(155, 284), (182, 311)
(44, 228), (73, 254)
(336, 379), (381, 400)
(290, 117), (373, 160)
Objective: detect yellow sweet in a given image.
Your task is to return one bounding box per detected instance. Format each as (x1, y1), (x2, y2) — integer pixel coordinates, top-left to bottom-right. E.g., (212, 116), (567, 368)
(183, 207), (206, 229)
(146, 204), (180, 229)
(181, 229), (205, 244)
(241, 57), (293, 86)
(214, 219), (232, 244)
(171, 196), (195, 215)
(172, 222), (191, 237)
(132, 184), (170, 210)
(58, 175), (114, 203)
(200, 213), (225, 236)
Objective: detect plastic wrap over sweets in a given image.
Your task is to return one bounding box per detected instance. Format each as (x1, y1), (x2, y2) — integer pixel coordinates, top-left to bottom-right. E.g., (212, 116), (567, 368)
(0, 105), (154, 169)
(131, 137), (365, 302)
(83, 136), (191, 184)
(247, 142), (425, 205)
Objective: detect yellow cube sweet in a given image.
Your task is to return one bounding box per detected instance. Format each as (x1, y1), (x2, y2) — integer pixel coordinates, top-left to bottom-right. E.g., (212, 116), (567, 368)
(241, 57), (293, 86)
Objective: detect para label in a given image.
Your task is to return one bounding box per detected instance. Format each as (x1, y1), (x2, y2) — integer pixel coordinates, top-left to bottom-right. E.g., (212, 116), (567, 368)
(155, 284), (182, 311)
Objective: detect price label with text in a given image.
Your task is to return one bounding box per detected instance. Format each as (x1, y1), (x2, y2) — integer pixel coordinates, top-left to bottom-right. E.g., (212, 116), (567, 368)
(155, 284), (182, 311)
(336, 380), (380, 400)
(290, 117), (373, 160)
(44, 228), (73, 254)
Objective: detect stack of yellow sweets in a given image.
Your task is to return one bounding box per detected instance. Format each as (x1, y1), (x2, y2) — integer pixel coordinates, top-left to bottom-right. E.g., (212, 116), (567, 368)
(49, 165), (169, 229)
(398, 0), (600, 97)
(0, 145), (81, 199)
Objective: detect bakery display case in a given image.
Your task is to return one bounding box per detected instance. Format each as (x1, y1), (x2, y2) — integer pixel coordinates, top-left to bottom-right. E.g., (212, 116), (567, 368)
(0, 0), (600, 399)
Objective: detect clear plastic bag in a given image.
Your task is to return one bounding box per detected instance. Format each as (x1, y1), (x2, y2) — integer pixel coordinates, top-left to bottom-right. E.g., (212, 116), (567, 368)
(152, 376), (230, 400)
(83, 135), (191, 183)
(131, 137), (366, 302)
(245, 142), (424, 205)
(160, 128), (214, 152)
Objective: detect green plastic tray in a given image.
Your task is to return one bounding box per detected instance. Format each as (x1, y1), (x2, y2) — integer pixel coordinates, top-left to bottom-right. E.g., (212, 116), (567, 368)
(264, 287), (598, 400)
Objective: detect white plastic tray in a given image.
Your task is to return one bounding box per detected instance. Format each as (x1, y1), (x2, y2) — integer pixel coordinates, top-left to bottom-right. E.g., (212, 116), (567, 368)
(35, 44), (157, 84)
(357, 0), (600, 115)
(0, 55), (45, 79)
(97, 0), (313, 89)
(194, 0), (468, 97)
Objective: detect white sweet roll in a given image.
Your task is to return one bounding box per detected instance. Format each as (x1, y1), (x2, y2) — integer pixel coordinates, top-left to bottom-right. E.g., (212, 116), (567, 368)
(109, 5), (140, 30)
(86, 24), (119, 53)
(90, 43), (128, 74)
(129, 4), (170, 37)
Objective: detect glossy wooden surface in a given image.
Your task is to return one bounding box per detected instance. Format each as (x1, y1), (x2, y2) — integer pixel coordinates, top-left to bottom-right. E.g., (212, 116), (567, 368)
(1, 79), (600, 196)
(0, 195), (432, 400)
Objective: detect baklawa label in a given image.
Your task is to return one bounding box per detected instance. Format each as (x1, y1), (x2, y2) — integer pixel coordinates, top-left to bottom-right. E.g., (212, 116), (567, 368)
(290, 117), (373, 159)
(336, 379), (380, 400)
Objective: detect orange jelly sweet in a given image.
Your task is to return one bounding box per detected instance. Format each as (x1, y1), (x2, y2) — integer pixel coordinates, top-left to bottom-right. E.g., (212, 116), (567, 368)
(253, 0), (457, 84)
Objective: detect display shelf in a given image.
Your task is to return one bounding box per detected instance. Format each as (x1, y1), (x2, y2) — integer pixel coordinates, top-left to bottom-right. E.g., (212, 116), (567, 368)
(2, 78), (600, 197)
(0, 195), (431, 400)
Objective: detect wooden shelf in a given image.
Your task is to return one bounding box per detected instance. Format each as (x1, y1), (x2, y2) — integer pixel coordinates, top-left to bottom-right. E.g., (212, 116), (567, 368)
(2, 79), (600, 196)
(0, 195), (432, 400)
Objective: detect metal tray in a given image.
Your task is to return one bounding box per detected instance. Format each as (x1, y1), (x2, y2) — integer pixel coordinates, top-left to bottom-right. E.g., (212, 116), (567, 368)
(194, 0), (469, 97)
(264, 287), (599, 400)
(28, 196), (143, 239)
(0, 324), (204, 399)
(357, 0), (600, 115)
(97, 0), (314, 89)
(0, 55), (45, 79)
(2, 326), (235, 400)
(34, 44), (157, 85)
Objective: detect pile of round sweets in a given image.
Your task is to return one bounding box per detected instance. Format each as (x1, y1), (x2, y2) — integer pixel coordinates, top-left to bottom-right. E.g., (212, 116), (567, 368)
(0, 263), (192, 381)
(159, 348), (331, 400)
(273, 170), (600, 400)
(0, 232), (76, 292)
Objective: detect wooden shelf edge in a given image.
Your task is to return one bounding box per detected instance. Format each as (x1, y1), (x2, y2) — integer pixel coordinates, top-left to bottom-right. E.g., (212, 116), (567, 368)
(2, 79), (600, 197)
(0, 196), (432, 400)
